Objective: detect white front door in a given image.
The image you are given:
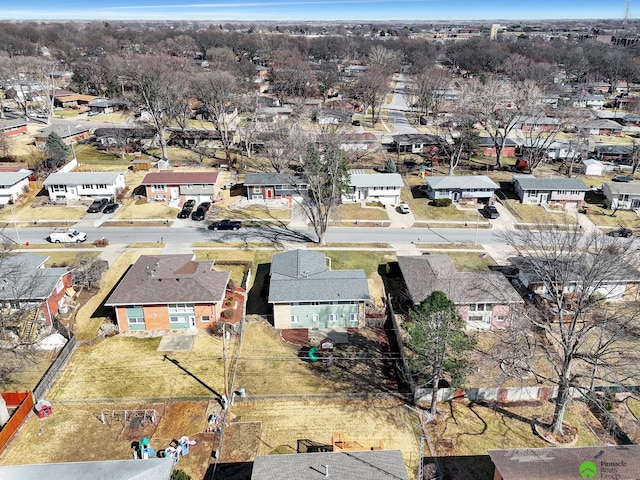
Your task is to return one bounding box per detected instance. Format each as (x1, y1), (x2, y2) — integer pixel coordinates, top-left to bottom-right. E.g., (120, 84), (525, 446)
(189, 316), (196, 329)
(311, 315), (319, 330)
(170, 187), (179, 200)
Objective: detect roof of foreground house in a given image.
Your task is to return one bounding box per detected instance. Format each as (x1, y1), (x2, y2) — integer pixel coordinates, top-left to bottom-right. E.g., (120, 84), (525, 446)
(0, 458), (174, 480)
(426, 175), (498, 191)
(105, 254), (230, 306)
(43, 171), (124, 186)
(0, 253), (70, 301)
(140, 171), (219, 186)
(397, 255), (522, 305)
(349, 171), (403, 188)
(0, 170), (31, 187)
(251, 450), (410, 480)
(268, 250), (370, 303)
(512, 175), (587, 192)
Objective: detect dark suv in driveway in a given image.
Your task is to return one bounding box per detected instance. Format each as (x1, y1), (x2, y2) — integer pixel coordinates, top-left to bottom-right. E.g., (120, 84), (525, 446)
(480, 204), (500, 219)
(177, 200), (196, 218)
(191, 202), (211, 221)
(608, 227), (633, 238)
(87, 198), (109, 213)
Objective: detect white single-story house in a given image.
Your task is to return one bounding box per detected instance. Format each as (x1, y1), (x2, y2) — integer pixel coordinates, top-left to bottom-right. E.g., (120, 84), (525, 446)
(513, 175), (587, 207)
(0, 170), (31, 205)
(581, 159), (604, 176)
(545, 141), (579, 161)
(342, 170), (403, 205)
(43, 171), (126, 202)
(602, 182), (640, 210)
(425, 175), (498, 205)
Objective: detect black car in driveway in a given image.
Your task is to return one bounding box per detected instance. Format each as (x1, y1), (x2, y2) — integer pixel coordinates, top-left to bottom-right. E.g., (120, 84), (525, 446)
(480, 204), (500, 219)
(177, 200), (197, 218)
(608, 227), (633, 238)
(87, 198), (109, 213)
(191, 207), (207, 221)
(208, 219), (242, 231)
(613, 175), (635, 183)
(102, 203), (119, 214)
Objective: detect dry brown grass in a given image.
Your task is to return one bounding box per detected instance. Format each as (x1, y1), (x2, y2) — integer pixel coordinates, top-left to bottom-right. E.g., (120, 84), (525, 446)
(113, 199), (179, 220)
(72, 248), (163, 340)
(336, 203), (389, 221)
(230, 397), (420, 477)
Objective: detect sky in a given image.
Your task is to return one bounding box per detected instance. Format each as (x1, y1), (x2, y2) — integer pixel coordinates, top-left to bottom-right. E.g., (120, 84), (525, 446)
(0, 0), (629, 22)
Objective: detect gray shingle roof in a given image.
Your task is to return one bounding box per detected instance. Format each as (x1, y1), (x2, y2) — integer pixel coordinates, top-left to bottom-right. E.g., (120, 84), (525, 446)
(0, 254), (69, 301)
(43, 171), (124, 186)
(0, 118), (27, 129)
(251, 450), (409, 480)
(426, 175), (498, 190)
(603, 181), (640, 195)
(244, 172), (307, 187)
(141, 171), (219, 185)
(35, 124), (90, 138)
(397, 255), (523, 305)
(268, 250), (370, 303)
(0, 170), (31, 187)
(349, 172), (403, 188)
(105, 254), (230, 306)
(513, 175), (587, 191)
(0, 457), (175, 480)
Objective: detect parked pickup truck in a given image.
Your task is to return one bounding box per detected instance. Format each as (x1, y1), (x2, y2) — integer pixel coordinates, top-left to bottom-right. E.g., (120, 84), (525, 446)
(208, 219), (242, 231)
(47, 228), (87, 243)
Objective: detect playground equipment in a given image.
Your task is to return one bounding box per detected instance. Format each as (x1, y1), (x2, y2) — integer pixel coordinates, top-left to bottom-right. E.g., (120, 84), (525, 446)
(134, 437), (157, 459)
(34, 400), (53, 419)
(101, 408), (159, 429)
(160, 436), (197, 464)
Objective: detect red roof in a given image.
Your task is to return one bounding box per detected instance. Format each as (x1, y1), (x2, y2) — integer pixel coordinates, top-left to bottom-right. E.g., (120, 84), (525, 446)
(141, 171), (219, 185)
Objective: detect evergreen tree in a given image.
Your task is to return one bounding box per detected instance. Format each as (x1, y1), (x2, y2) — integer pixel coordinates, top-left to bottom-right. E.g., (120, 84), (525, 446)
(385, 158), (397, 173)
(407, 290), (476, 415)
(43, 132), (71, 169)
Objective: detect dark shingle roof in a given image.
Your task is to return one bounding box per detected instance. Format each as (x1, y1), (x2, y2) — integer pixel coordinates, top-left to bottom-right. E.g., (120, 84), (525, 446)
(244, 172), (307, 187)
(0, 253), (69, 301)
(513, 175), (587, 192)
(397, 255), (523, 305)
(251, 450), (410, 480)
(426, 175), (498, 190)
(268, 250), (370, 303)
(141, 171), (219, 186)
(105, 254), (229, 306)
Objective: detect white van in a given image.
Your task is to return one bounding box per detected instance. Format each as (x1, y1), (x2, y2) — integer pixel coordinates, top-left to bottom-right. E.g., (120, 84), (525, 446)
(48, 228), (88, 243)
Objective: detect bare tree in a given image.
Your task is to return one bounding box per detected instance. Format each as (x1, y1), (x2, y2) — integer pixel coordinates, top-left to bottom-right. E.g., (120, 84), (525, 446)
(351, 68), (389, 126)
(315, 61), (341, 104)
(368, 45), (400, 76)
(433, 107), (478, 175)
(267, 50), (317, 104)
(502, 226), (640, 436)
(193, 70), (240, 164)
(468, 76), (543, 168)
(408, 68), (451, 122)
(120, 55), (191, 160)
(259, 120), (309, 173)
(293, 131), (350, 246)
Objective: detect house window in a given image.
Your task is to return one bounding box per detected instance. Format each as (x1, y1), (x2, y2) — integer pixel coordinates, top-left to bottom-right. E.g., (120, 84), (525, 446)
(128, 316), (144, 324)
(329, 314), (338, 322)
(168, 303), (194, 313)
(252, 186), (261, 193)
(496, 315), (506, 322)
(151, 184), (166, 192)
(469, 303), (490, 312)
(51, 185), (66, 192)
(291, 315), (299, 323)
(97, 184), (107, 189)
(201, 315), (210, 323)
(349, 313), (358, 322)
(169, 316), (181, 323)
(187, 184), (193, 189)
(83, 184), (94, 189)
(621, 194), (630, 202)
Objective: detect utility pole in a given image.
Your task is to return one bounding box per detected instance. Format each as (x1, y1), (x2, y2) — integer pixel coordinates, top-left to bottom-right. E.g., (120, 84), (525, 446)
(222, 323), (229, 400)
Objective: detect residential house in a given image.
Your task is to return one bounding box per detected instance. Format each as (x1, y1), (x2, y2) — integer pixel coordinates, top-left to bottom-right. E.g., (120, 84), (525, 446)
(34, 124), (91, 147)
(140, 171), (220, 204)
(255, 106), (293, 123)
(342, 170), (403, 205)
(244, 172), (307, 202)
(544, 141), (579, 161)
(43, 171), (125, 202)
(93, 127), (157, 153)
(424, 175), (498, 205)
(0, 170), (31, 205)
(516, 116), (560, 132)
(267, 250), (370, 330)
(580, 119), (623, 136)
(105, 254), (231, 333)
(580, 159), (604, 176)
(168, 129), (222, 147)
(391, 133), (443, 155)
(602, 181), (640, 210)
(477, 137), (517, 158)
(0, 119), (27, 136)
(572, 94), (606, 109)
(513, 175), (587, 207)
(316, 133), (378, 153)
(53, 93), (97, 109)
(0, 458), (175, 480)
(0, 253), (73, 326)
(315, 109), (352, 125)
(490, 446), (640, 480)
(397, 255), (523, 330)
(512, 255), (640, 301)
(87, 98), (121, 115)
(251, 451), (409, 480)
(594, 143), (633, 163)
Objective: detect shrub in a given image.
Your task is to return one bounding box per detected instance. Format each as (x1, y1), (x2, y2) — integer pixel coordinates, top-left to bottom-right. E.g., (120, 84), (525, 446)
(93, 237), (109, 247)
(433, 198), (452, 207)
(171, 470), (191, 480)
(221, 308), (235, 320)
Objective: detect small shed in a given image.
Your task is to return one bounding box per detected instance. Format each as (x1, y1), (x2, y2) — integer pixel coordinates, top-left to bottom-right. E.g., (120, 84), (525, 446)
(131, 157), (151, 172)
(581, 158), (603, 176)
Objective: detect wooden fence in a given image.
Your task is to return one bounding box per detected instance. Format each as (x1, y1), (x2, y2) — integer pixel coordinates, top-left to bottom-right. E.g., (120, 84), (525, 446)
(33, 335), (77, 401)
(0, 391), (34, 454)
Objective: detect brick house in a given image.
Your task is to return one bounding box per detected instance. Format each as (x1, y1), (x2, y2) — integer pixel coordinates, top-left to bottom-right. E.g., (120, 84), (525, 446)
(477, 137), (517, 158)
(34, 124), (91, 147)
(140, 171), (220, 204)
(244, 172), (307, 202)
(105, 254), (231, 333)
(397, 255), (523, 330)
(0, 253), (73, 326)
(0, 119), (27, 136)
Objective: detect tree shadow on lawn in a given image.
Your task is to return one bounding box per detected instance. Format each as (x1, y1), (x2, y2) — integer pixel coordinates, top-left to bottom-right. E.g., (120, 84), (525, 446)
(425, 454), (495, 480)
(246, 263), (269, 315)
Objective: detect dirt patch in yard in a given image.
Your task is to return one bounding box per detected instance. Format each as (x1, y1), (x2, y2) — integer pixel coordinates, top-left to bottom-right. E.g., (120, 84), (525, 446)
(219, 421), (262, 462)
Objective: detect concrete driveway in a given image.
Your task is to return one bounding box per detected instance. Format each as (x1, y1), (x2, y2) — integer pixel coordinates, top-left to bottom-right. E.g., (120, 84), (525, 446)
(157, 332), (197, 352)
(386, 204), (415, 228)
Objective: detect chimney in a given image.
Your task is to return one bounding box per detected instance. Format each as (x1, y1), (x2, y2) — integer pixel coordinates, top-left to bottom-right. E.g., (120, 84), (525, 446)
(323, 464), (329, 477)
